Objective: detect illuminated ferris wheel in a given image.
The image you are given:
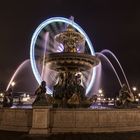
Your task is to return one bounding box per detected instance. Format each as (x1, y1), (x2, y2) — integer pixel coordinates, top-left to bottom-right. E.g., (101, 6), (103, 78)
(30, 17), (96, 94)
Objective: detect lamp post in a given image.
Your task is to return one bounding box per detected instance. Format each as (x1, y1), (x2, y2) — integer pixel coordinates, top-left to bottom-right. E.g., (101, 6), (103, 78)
(10, 81), (16, 92)
(132, 86), (137, 97)
(98, 89), (104, 105)
(132, 86), (139, 103)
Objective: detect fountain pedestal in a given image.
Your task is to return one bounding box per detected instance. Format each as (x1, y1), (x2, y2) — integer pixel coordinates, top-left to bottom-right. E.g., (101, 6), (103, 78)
(44, 24), (100, 107)
(29, 106), (50, 134)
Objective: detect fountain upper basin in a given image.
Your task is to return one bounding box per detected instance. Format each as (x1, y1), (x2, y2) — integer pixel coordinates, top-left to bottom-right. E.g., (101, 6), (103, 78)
(44, 52), (100, 72)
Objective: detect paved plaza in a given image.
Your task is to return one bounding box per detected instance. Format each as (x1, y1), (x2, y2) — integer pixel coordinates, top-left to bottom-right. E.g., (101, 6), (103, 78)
(1, 130), (140, 140)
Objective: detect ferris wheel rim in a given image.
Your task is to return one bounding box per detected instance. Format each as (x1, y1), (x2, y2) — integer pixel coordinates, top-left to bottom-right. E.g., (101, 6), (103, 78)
(30, 17), (96, 94)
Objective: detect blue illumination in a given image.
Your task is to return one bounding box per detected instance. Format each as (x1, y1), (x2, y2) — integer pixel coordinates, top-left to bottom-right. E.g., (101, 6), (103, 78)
(30, 17), (96, 94)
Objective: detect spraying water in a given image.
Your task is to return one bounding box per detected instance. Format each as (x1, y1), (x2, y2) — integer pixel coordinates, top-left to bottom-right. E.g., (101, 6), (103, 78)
(6, 59), (30, 91)
(96, 52), (122, 88)
(41, 32), (49, 79)
(101, 49), (131, 93)
(88, 62), (102, 96)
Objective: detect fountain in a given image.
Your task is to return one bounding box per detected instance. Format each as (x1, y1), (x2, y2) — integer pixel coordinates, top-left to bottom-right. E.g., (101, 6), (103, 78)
(1, 17), (140, 135)
(41, 24), (100, 107)
(5, 17), (134, 108)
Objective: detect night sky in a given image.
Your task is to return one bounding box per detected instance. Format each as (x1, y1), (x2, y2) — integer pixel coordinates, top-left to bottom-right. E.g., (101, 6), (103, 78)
(0, 0), (140, 92)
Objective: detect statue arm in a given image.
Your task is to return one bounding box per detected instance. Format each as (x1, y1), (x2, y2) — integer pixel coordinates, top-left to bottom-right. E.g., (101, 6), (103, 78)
(35, 87), (41, 95)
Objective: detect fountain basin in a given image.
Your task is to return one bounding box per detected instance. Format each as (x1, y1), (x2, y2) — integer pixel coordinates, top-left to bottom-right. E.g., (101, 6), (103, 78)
(1, 107), (140, 134)
(45, 52), (100, 72)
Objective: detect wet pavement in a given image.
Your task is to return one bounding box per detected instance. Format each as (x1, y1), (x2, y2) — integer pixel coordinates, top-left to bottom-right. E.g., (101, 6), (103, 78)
(1, 130), (140, 140)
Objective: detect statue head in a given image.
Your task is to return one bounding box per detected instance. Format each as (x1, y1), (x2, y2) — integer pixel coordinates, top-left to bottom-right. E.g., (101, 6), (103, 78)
(41, 81), (46, 87)
(122, 84), (128, 91)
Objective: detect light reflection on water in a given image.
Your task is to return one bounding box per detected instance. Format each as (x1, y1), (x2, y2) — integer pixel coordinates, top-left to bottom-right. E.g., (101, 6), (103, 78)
(11, 104), (32, 109)
(89, 105), (113, 109)
(10, 104), (114, 109)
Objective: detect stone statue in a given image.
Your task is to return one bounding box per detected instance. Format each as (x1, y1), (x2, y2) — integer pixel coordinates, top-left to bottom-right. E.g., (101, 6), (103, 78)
(115, 84), (134, 107)
(67, 93), (80, 107)
(3, 88), (13, 107)
(32, 81), (48, 106)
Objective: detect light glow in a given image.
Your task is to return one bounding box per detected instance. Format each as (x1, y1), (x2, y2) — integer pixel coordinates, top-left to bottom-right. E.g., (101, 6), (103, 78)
(98, 89), (103, 94)
(11, 81), (15, 87)
(132, 86), (137, 91)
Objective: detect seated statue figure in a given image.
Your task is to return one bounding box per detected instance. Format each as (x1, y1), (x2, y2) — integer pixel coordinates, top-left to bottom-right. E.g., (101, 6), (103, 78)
(67, 93), (80, 107)
(32, 81), (48, 106)
(3, 88), (13, 107)
(115, 84), (134, 107)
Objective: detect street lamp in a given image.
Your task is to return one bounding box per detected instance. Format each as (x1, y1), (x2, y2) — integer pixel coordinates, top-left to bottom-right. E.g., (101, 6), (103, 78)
(98, 89), (103, 94)
(11, 81), (15, 87)
(132, 86), (137, 92)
